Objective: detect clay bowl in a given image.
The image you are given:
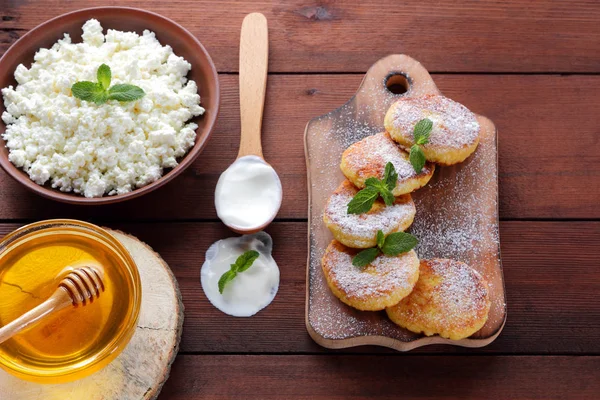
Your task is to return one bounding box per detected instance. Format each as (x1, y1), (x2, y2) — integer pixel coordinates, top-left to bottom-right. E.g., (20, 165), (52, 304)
(0, 7), (220, 205)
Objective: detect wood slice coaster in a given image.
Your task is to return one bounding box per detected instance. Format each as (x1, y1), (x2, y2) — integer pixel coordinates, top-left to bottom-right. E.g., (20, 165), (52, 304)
(0, 229), (183, 400)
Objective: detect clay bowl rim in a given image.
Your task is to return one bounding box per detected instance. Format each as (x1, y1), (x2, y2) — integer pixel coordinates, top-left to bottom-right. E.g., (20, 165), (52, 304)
(0, 6), (220, 205)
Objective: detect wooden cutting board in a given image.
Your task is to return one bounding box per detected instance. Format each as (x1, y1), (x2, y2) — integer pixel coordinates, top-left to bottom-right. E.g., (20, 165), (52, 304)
(0, 229), (183, 399)
(304, 54), (506, 351)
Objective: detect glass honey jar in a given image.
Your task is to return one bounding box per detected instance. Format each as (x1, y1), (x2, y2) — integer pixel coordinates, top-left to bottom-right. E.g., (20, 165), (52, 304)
(0, 220), (141, 383)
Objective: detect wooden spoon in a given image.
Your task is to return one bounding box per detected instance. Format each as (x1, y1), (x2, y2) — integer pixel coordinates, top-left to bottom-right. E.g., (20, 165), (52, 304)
(215, 13), (282, 234)
(0, 266), (105, 345)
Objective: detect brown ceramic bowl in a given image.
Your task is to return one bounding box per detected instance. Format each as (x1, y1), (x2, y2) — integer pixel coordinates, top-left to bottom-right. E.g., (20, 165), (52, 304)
(0, 7), (220, 205)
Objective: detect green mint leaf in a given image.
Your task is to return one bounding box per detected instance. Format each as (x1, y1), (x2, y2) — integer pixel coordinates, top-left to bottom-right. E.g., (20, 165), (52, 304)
(71, 81), (106, 103)
(413, 118), (433, 145)
(383, 162), (398, 191)
(363, 176), (394, 207)
(234, 250), (260, 273)
(97, 64), (111, 89)
(379, 187), (395, 206)
(380, 231), (418, 256)
(218, 270), (237, 294)
(92, 91), (108, 105)
(364, 178), (389, 198)
(71, 64), (142, 105)
(218, 250), (259, 294)
(347, 187), (379, 214)
(352, 247), (380, 267)
(357, 174), (397, 211)
(376, 230), (385, 249)
(364, 177), (383, 190)
(409, 144), (426, 173)
(107, 84), (145, 102)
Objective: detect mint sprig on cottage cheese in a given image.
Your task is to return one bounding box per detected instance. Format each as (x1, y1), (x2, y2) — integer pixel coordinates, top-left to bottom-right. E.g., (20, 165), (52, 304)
(1, 19), (205, 198)
(72, 63), (145, 104)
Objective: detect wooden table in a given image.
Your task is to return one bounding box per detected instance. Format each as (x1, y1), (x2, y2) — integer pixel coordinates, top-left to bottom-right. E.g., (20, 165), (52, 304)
(1, 1), (599, 398)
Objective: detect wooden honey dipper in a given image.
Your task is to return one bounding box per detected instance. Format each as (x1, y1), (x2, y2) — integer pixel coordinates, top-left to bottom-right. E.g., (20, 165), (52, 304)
(0, 266), (105, 345)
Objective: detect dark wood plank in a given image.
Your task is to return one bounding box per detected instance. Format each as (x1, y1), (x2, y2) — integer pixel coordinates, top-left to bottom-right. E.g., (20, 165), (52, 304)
(159, 355), (600, 399)
(0, 28), (23, 56)
(0, 75), (598, 220)
(1, 0), (599, 73)
(1, 221), (598, 354)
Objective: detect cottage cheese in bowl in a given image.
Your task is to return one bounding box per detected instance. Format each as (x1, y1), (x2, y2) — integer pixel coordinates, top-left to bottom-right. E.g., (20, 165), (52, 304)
(1, 19), (205, 197)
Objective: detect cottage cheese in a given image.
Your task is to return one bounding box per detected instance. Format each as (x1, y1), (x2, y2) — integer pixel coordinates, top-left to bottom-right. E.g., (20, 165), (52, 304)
(1, 19), (205, 197)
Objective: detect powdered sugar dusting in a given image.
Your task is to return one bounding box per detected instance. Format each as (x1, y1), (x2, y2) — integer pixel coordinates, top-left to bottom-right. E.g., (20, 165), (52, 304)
(323, 243), (418, 300)
(391, 259), (491, 336)
(409, 129), (499, 264)
(389, 95), (480, 149)
(428, 259), (490, 322)
(324, 181), (415, 243)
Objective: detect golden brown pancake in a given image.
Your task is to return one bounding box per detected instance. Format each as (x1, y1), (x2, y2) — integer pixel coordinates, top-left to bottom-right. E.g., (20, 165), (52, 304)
(340, 132), (435, 196)
(384, 95), (480, 165)
(323, 180), (415, 248)
(321, 240), (420, 311)
(386, 258), (491, 340)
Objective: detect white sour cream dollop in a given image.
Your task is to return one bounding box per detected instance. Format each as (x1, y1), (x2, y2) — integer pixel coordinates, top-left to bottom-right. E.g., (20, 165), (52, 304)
(201, 232), (279, 317)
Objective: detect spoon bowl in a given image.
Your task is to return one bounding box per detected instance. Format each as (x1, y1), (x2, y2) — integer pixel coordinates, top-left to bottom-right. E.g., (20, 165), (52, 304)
(216, 156), (282, 234)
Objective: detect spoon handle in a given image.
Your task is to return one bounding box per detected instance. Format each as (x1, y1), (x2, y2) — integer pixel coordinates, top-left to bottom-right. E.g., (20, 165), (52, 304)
(238, 12), (269, 159)
(0, 288), (72, 345)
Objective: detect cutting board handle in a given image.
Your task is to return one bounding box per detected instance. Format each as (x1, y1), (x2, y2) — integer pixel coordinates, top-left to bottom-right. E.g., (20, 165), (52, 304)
(357, 54), (441, 100)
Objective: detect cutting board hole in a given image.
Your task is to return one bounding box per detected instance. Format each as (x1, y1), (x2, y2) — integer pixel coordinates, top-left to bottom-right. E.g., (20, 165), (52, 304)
(385, 73), (410, 95)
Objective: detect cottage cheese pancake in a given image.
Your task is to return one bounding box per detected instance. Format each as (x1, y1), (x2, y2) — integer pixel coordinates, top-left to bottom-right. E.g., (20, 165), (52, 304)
(340, 132), (434, 196)
(323, 180), (415, 248)
(386, 258), (491, 340)
(1, 19), (205, 197)
(384, 95), (479, 165)
(321, 240), (420, 311)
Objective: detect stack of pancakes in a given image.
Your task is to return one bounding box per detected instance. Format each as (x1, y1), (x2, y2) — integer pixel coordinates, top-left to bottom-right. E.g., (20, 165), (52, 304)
(321, 94), (491, 340)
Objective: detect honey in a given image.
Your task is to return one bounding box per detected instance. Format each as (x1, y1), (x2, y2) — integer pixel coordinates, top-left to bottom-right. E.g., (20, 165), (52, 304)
(0, 220), (141, 383)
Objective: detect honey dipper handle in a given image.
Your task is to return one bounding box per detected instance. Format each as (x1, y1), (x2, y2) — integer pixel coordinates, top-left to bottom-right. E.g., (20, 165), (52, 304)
(0, 287), (72, 345)
(238, 12), (269, 159)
